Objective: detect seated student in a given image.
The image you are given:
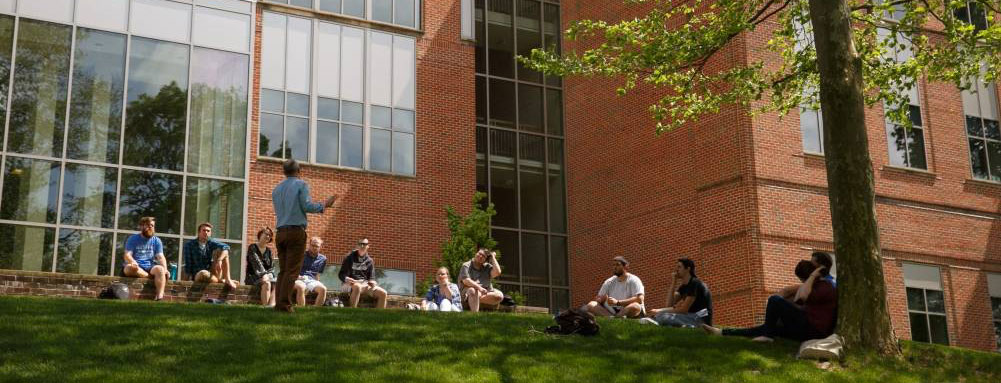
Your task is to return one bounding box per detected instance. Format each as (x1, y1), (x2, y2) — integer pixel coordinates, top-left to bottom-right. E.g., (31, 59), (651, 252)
(122, 216), (168, 301)
(702, 260), (837, 342)
(338, 238), (388, 309)
(643, 258), (712, 327)
(583, 256), (646, 318)
(245, 227), (277, 307)
(458, 248), (504, 312)
(182, 222), (237, 289)
(293, 237), (328, 307)
(776, 251), (836, 300)
(422, 267), (462, 312)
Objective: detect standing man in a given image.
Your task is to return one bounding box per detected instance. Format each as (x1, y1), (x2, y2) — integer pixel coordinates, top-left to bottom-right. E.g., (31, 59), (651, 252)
(339, 238), (388, 309)
(644, 258), (712, 327)
(182, 222), (237, 289)
(458, 248), (503, 312)
(272, 159), (336, 313)
(122, 217), (168, 301)
(583, 256), (645, 318)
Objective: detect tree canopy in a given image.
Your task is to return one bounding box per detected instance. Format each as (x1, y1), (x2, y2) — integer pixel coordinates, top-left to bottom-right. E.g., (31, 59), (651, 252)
(524, 0), (1001, 133)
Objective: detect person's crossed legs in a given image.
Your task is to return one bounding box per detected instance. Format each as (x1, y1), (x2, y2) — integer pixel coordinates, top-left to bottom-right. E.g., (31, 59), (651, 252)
(463, 287), (503, 313)
(210, 249), (237, 289)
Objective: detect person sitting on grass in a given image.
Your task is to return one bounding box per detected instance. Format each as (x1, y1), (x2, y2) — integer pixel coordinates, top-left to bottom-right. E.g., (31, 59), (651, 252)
(583, 256), (646, 318)
(182, 222), (237, 289)
(339, 238), (388, 309)
(702, 260), (837, 342)
(642, 257), (712, 327)
(458, 248), (503, 312)
(422, 266), (462, 312)
(245, 227), (277, 307)
(122, 216), (168, 301)
(293, 237), (328, 307)
(775, 251), (836, 301)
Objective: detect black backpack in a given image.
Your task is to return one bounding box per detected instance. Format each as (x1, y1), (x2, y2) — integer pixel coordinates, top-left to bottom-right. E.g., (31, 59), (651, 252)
(98, 283), (130, 300)
(545, 309), (600, 336)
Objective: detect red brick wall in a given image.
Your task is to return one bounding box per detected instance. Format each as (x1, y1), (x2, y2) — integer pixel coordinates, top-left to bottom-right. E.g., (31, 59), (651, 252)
(561, 0), (764, 325)
(247, 2), (476, 283)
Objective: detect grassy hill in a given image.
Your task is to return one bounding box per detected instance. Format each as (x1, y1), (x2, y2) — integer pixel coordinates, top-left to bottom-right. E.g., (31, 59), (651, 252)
(1, 296), (999, 382)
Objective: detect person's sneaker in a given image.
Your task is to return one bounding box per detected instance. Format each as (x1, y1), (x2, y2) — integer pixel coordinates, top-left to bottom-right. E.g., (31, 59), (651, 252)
(638, 317), (659, 326)
(751, 336), (775, 343)
(701, 324), (722, 336)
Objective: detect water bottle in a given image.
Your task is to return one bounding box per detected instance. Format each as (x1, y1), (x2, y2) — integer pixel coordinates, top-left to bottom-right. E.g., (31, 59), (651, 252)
(168, 262), (178, 281)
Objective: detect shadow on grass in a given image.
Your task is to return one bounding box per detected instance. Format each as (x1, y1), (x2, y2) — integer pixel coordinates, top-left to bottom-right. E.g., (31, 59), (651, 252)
(1, 296), (999, 383)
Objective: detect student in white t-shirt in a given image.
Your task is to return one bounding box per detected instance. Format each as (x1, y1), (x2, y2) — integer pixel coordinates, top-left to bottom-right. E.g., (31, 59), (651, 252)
(583, 256), (645, 318)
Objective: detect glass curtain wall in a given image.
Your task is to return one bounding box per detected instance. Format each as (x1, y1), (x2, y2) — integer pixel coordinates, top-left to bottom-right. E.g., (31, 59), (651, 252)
(475, 0), (568, 312)
(258, 11), (416, 176)
(0, 0), (251, 280)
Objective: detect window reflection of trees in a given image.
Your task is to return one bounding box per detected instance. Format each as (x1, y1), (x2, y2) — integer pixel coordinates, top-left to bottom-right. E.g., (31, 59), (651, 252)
(117, 169), (183, 234)
(7, 19), (71, 158)
(124, 82), (188, 171)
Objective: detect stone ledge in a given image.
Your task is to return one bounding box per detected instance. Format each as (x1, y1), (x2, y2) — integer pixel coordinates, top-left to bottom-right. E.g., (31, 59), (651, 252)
(0, 270), (549, 313)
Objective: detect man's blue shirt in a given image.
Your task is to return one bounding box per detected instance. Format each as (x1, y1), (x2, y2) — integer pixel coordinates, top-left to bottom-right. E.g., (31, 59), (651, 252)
(271, 177), (325, 228)
(300, 252), (327, 279)
(182, 238), (231, 276)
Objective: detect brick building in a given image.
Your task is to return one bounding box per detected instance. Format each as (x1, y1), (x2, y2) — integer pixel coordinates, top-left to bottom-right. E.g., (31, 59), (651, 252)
(562, 1), (1001, 352)
(0, 0), (997, 352)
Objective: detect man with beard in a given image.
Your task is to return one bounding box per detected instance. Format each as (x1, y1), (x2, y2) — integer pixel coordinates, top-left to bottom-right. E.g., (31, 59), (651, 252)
(272, 159), (336, 313)
(584, 256), (646, 318)
(339, 238), (388, 309)
(122, 217), (168, 301)
(293, 237), (329, 307)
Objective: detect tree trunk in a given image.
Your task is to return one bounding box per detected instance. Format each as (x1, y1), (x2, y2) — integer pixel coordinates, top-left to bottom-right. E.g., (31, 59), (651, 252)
(808, 0), (900, 356)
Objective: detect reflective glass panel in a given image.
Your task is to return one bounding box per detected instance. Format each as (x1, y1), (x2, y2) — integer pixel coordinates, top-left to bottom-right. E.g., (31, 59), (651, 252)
(60, 164), (117, 228)
(0, 224), (55, 272)
(67, 29), (126, 164)
(489, 79), (515, 128)
(318, 97), (340, 120)
(516, 0), (542, 82)
(518, 84), (543, 132)
(341, 124), (364, 168)
(261, 12), (286, 89)
(287, 93), (309, 116)
(262, 89), (284, 113)
(317, 121), (339, 165)
(522, 233), (548, 284)
(343, 101), (364, 124)
(373, 0), (393, 23)
(184, 177), (245, 240)
(970, 138), (990, 180)
(319, 0), (342, 13)
(909, 312), (929, 343)
(395, 0), (416, 28)
(490, 129), (517, 227)
(192, 7), (251, 52)
(259, 113), (284, 158)
(929, 314), (949, 345)
(546, 88), (562, 135)
(550, 236), (567, 286)
(906, 287), (926, 311)
(8, 19), (72, 158)
(520, 135), (546, 231)
(188, 48), (249, 178)
(1, 157), (60, 224)
(57, 229), (114, 275)
(0, 16), (11, 146)
(548, 139), (566, 233)
(800, 108), (823, 153)
(344, 0), (365, 18)
(124, 37), (189, 171)
(524, 286), (549, 308)
(493, 229), (519, 281)
(370, 129), (392, 172)
(286, 116), (309, 161)
(117, 169), (183, 234)
(392, 132), (415, 175)
(372, 105), (392, 128)
(393, 109), (415, 132)
(487, 0), (514, 77)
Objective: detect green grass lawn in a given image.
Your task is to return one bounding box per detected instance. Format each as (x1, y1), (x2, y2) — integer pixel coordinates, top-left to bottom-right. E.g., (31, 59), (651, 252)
(2, 296), (999, 383)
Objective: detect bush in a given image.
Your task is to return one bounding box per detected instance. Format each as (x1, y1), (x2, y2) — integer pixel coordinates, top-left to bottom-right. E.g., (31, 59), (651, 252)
(417, 192), (497, 295)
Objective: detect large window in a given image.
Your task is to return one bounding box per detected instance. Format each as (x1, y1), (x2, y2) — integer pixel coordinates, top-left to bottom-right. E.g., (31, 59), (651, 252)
(954, 1), (989, 33)
(903, 263), (949, 345)
(880, 28), (927, 169)
(259, 12), (416, 176)
(475, 0), (568, 312)
(988, 273), (1001, 351)
(265, 0), (421, 29)
(0, 1), (251, 282)
(963, 72), (1001, 182)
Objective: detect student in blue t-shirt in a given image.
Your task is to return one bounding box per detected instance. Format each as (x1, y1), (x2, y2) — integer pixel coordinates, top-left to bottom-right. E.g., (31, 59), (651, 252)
(122, 217), (168, 301)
